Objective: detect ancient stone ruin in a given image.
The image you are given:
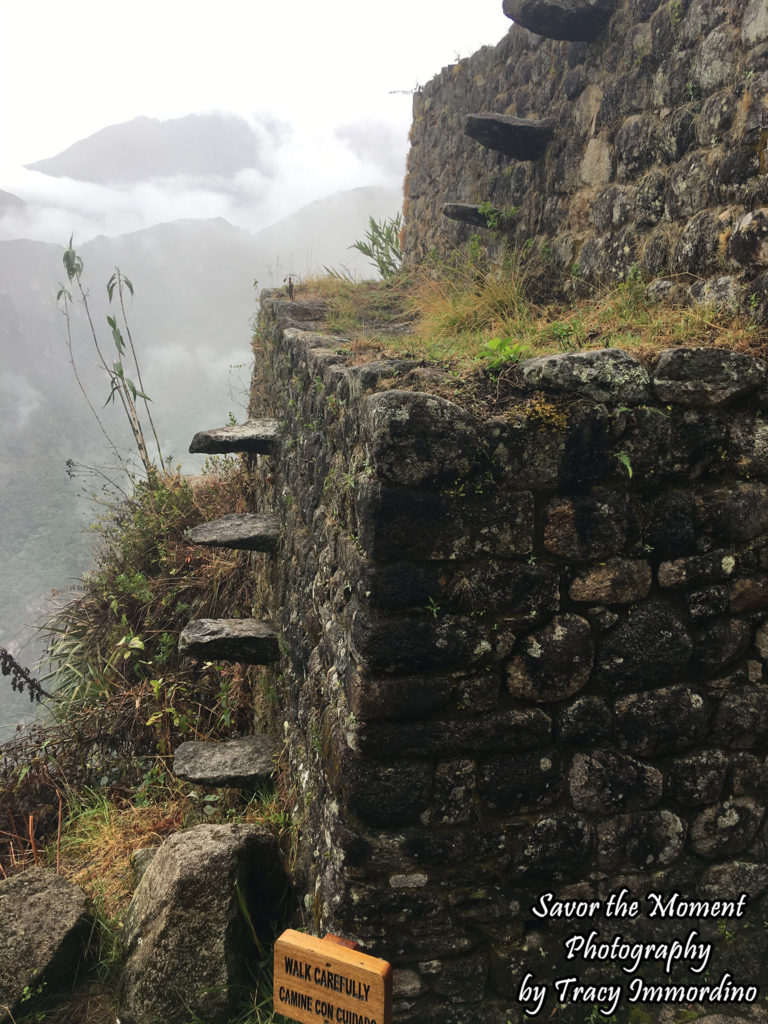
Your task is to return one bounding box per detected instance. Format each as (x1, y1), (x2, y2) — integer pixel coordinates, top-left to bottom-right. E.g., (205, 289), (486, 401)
(406, 0), (768, 318)
(161, 1), (768, 1020)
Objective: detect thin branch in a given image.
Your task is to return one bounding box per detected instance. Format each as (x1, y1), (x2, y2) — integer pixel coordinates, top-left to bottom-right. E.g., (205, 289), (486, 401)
(115, 270), (167, 474)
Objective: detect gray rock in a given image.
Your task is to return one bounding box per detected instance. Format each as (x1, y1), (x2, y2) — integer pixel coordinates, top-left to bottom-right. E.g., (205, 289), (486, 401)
(121, 824), (285, 1024)
(173, 735), (279, 788)
(743, 0), (768, 45)
(179, 618), (279, 664)
(464, 113), (554, 160)
(690, 275), (741, 311)
(653, 348), (768, 406)
(728, 209), (768, 266)
(359, 390), (479, 487)
(184, 513), (280, 552)
(689, 798), (765, 859)
(667, 750), (729, 806)
(130, 847), (159, 884)
(0, 867), (92, 1022)
(543, 489), (634, 562)
(189, 418), (280, 455)
(506, 614), (594, 702)
(569, 558), (652, 604)
(442, 203), (499, 228)
(614, 686), (708, 755)
(570, 750), (662, 814)
(502, 0), (616, 40)
(519, 349), (651, 404)
(699, 861), (768, 901)
(597, 809), (685, 871)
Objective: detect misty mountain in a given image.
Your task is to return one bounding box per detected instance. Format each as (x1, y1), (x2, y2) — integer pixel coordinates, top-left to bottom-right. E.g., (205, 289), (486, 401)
(0, 190), (25, 211)
(25, 113), (287, 184)
(252, 185), (403, 278)
(0, 184), (400, 738)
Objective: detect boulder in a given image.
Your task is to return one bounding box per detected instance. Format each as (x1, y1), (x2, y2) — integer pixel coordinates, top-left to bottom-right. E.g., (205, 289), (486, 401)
(0, 867), (92, 1022)
(120, 823), (286, 1024)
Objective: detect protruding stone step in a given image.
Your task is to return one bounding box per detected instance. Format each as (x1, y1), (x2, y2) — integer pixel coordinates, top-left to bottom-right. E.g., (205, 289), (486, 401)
(502, 0), (616, 41)
(184, 513), (280, 552)
(442, 203), (502, 228)
(173, 735), (279, 788)
(189, 418), (279, 455)
(179, 619), (280, 664)
(464, 114), (554, 160)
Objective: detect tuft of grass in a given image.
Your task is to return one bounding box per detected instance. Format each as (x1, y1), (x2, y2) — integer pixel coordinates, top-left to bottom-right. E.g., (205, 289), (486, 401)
(293, 250), (767, 382)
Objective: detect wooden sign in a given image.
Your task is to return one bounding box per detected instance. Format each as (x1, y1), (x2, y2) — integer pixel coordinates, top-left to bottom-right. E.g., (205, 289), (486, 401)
(273, 929), (392, 1024)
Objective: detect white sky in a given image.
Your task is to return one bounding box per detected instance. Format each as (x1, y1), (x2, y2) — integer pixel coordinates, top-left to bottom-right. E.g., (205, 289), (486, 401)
(1, 1), (510, 168)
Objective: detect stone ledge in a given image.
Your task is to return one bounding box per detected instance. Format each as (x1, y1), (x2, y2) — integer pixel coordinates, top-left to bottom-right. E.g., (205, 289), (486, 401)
(464, 113), (554, 160)
(189, 419), (280, 455)
(502, 0), (617, 40)
(173, 735), (279, 787)
(184, 513), (280, 552)
(178, 619), (280, 664)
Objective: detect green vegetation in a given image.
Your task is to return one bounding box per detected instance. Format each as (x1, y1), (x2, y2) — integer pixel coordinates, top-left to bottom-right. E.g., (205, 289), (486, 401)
(1, 455), (289, 1022)
(57, 239), (167, 480)
(0, 240), (291, 1022)
(297, 237), (767, 382)
(350, 213), (403, 280)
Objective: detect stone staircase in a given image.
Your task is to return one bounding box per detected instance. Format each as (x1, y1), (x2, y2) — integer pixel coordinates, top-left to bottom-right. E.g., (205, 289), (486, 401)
(175, 418), (281, 789)
(446, 1), (616, 228)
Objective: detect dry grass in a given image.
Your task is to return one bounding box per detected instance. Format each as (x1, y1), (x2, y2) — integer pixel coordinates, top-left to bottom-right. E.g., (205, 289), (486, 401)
(292, 261), (768, 378)
(54, 789), (187, 917)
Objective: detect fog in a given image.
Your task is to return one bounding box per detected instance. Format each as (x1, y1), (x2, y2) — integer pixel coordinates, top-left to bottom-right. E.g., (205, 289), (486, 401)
(0, 113), (408, 244)
(0, 0), (512, 737)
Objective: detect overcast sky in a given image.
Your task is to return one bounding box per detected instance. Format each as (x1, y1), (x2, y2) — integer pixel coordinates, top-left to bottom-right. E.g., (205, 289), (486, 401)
(1, 2), (509, 203)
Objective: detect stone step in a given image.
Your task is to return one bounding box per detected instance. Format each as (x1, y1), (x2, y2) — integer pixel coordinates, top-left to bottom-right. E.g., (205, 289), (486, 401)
(184, 513), (280, 552)
(442, 203), (502, 228)
(464, 113), (554, 160)
(179, 619), (280, 664)
(502, 0), (616, 41)
(173, 735), (280, 788)
(189, 418), (279, 455)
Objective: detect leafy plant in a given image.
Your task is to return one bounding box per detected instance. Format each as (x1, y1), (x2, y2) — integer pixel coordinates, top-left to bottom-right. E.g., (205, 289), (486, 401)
(477, 200), (517, 232)
(350, 214), (403, 280)
(614, 451), (634, 478)
(480, 336), (531, 371)
(57, 239), (166, 479)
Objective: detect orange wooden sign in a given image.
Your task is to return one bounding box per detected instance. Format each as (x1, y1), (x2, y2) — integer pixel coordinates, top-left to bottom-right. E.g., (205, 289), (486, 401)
(273, 929), (392, 1024)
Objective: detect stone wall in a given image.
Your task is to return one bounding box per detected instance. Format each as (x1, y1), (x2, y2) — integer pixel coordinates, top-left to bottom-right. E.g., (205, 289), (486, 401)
(251, 292), (768, 1022)
(403, 0), (768, 314)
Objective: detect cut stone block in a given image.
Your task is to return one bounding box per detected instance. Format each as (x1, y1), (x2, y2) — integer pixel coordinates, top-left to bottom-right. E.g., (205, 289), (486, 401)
(184, 513), (280, 552)
(464, 113), (554, 160)
(0, 868), (92, 1022)
(122, 824), (285, 1024)
(502, 0), (616, 41)
(173, 735), (279, 787)
(189, 418), (279, 455)
(442, 203), (499, 228)
(179, 619), (279, 664)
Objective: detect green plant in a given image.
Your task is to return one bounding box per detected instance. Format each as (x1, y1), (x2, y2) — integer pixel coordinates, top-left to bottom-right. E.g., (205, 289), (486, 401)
(477, 200), (517, 232)
(480, 336), (531, 370)
(350, 214), (403, 280)
(426, 597), (441, 618)
(614, 451), (634, 478)
(57, 240), (166, 479)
